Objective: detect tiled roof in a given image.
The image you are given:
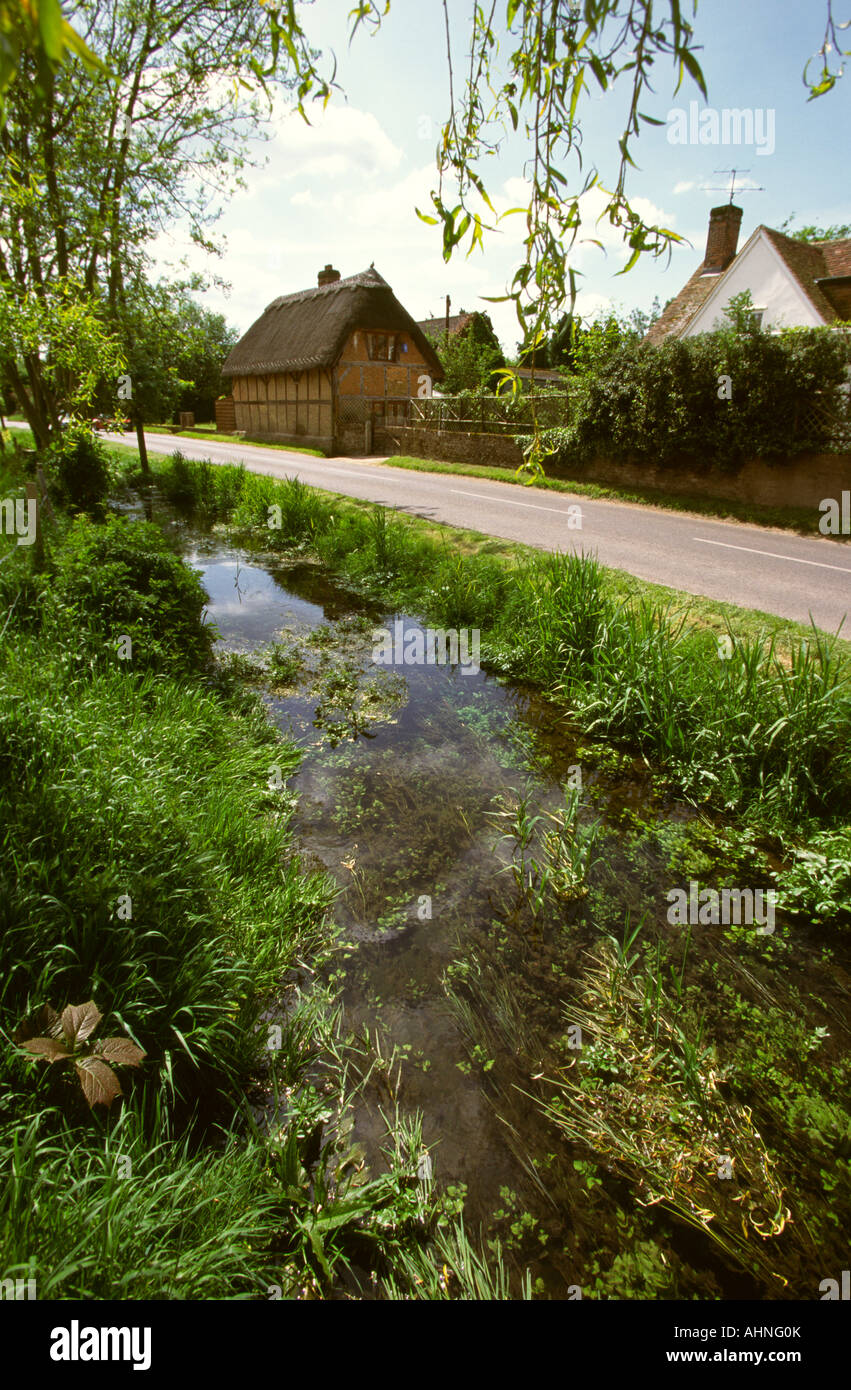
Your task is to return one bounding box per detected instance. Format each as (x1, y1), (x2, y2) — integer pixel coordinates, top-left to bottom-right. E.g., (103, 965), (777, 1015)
(760, 229), (842, 323)
(645, 227), (851, 342)
(644, 265), (722, 344)
(820, 239), (851, 277)
(416, 311), (477, 339)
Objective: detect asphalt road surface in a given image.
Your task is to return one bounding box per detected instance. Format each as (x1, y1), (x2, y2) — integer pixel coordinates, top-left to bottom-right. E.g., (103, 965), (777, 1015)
(17, 422), (851, 635)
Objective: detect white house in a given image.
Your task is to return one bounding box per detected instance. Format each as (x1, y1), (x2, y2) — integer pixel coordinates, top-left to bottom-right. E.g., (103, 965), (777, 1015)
(646, 205), (851, 343)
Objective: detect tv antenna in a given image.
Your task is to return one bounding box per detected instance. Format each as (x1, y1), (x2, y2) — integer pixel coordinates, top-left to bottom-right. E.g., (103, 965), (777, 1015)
(701, 168), (765, 203)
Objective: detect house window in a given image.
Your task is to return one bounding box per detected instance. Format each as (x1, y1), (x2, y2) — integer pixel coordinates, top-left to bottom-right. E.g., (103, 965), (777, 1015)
(748, 308), (765, 330)
(366, 333), (397, 361)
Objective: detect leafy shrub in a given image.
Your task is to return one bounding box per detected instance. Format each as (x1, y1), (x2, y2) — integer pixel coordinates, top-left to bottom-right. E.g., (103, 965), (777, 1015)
(51, 514), (214, 673)
(45, 421), (111, 511)
(535, 321), (851, 472)
(436, 332), (505, 393)
(776, 828), (851, 924)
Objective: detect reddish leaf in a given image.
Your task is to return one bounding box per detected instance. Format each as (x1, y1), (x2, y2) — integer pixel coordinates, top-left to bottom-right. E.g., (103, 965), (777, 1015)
(96, 1037), (146, 1067)
(61, 1001), (102, 1048)
(19, 1037), (70, 1063)
(75, 1057), (122, 1108)
(13, 1003), (63, 1043)
(40, 1003), (64, 1039)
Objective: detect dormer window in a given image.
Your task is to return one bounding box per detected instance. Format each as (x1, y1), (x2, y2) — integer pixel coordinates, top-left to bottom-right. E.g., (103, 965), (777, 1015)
(366, 333), (397, 361)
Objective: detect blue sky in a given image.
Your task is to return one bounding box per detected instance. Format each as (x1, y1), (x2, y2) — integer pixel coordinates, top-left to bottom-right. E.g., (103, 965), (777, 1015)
(153, 0), (851, 353)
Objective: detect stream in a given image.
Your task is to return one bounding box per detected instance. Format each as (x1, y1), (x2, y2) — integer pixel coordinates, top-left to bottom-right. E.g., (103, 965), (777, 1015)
(185, 533), (847, 1301)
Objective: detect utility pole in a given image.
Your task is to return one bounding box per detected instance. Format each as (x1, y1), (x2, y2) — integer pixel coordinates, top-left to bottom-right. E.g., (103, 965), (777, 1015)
(445, 294), (451, 350)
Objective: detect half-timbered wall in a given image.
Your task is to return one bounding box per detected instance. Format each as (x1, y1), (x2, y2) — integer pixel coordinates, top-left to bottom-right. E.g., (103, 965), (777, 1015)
(231, 367), (334, 448)
(230, 329), (438, 453)
(335, 329), (432, 412)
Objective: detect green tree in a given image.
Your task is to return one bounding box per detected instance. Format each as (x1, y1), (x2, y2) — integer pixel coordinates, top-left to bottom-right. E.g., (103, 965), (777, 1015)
(0, 0), (98, 114)
(780, 216), (851, 243)
(571, 301), (661, 375)
(96, 279), (239, 471)
(0, 276), (125, 446)
(436, 331), (504, 394)
(518, 313), (576, 371)
(172, 298), (240, 422)
(0, 0), (288, 445)
(720, 289), (764, 336)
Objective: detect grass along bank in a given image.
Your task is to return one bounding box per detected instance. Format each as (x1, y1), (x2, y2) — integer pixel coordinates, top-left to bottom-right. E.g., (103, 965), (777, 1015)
(0, 441), (514, 1300)
(90, 434), (849, 662)
(110, 443), (851, 922)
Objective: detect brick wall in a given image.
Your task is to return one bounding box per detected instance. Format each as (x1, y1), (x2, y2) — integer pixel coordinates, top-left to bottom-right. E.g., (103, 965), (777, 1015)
(378, 426), (525, 469)
(375, 427), (851, 511)
(554, 452), (851, 509)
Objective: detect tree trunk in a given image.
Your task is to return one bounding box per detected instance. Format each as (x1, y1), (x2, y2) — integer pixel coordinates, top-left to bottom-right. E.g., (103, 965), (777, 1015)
(25, 479), (45, 569)
(135, 414), (149, 477)
(135, 412), (152, 520)
(4, 359), (50, 450)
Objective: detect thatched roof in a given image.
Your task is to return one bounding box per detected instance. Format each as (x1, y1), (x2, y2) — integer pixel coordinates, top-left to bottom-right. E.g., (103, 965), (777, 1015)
(223, 267), (444, 377)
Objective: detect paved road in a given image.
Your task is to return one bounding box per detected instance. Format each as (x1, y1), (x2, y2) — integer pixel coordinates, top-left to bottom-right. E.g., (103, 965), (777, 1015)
(12, 421), (849, 634)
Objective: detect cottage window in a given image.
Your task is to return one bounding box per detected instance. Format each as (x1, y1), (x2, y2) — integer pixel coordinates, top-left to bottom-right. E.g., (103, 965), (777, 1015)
(366, 333), (397, 361)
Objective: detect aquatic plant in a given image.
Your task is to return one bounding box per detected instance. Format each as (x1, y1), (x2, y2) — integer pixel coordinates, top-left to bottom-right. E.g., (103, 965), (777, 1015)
(536, 941), (797, 1289)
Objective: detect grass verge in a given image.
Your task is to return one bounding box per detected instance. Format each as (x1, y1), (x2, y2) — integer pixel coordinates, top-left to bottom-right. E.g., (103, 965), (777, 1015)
(380, 454), (837, 537)
(121, 450), (851, 836)
(147, 424), (326, 457)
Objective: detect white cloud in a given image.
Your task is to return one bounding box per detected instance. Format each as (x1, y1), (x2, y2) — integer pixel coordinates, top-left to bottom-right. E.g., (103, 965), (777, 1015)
(148, 103), (677, 352)
(252, 101), (404, 186)
(674, 180), (695, 194)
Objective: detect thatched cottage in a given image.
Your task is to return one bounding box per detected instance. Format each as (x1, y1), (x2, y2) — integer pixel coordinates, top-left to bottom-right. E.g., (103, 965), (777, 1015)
(222, 265), (444, 453)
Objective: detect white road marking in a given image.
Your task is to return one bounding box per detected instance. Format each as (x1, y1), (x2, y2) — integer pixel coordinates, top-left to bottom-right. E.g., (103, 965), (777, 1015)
(451, 487), (577, 517)
(693, 536), (851, 575)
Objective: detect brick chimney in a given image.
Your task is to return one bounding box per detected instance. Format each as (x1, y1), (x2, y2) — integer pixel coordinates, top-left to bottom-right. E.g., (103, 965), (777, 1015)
(703, 205), (743, 273)
(317, 264), (341, 287)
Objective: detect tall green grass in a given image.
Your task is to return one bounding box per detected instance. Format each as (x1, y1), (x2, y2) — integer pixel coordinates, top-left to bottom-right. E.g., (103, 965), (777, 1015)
(0, 1106), (284, 1299)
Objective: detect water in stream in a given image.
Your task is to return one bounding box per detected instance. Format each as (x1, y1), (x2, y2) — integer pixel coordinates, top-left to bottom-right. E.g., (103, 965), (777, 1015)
(187, 535), (849, 1301)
